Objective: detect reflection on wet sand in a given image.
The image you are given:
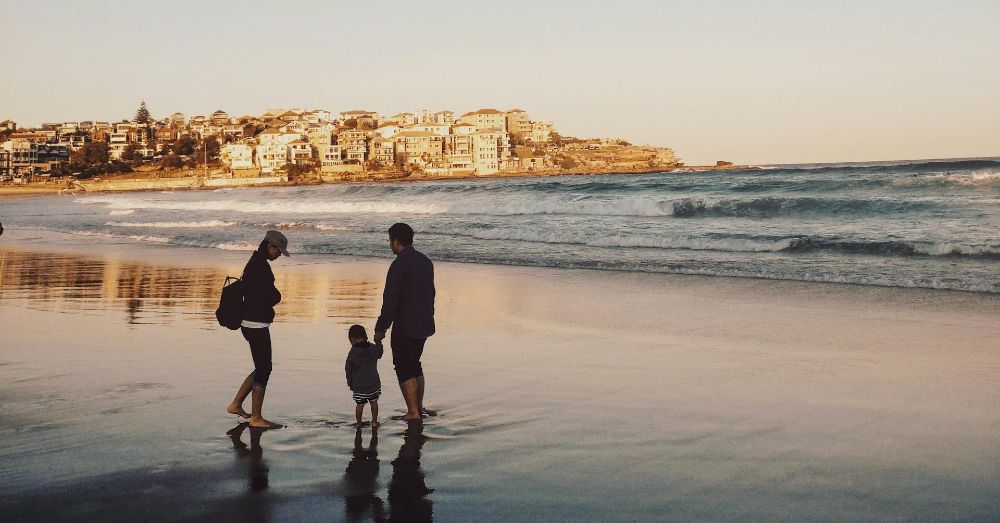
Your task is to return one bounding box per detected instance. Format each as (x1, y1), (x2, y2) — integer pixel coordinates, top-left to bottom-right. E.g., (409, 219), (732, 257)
(343, 426), (384, 520)
(0, 248), (380, 325)
(388, 420), (433, 521)
(226, 423), (270, 492)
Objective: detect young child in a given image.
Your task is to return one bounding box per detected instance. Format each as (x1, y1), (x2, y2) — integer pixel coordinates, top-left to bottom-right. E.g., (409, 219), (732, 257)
(345, 324), (383, 427)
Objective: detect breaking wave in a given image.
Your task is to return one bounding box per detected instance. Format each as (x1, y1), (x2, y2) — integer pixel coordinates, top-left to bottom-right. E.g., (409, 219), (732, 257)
(105, 220), (236, 228)
(428, 228), (1000, 259)
(890, 170), (1000, 188)
(77, 196), (443, 215)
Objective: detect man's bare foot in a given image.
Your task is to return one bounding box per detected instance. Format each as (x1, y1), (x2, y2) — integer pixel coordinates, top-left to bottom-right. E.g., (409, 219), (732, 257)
(227, 404), (251, 419)
(371, 420), (379, 428)
(403, 412), (421, 421)
(421, 408), (437, 417)
(353, 421), (365, 428)
(248, 416), (283, 429)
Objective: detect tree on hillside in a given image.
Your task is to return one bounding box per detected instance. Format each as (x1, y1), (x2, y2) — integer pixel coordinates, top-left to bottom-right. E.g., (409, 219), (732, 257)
(341, 118), (358, 129)
(197, 137), (221, 164)
(160, 153), (183, 169)
(135, 101), (151, 125)
(121, 143), (142, 164)
(71, 141), (110, 166)
(173, 135), (197, 156)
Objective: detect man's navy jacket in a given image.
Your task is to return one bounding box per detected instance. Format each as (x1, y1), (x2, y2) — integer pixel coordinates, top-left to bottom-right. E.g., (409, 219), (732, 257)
(375, 246), (435, 338)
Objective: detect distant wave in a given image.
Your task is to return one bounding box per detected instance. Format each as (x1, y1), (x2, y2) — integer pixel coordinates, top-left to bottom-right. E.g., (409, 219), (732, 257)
(74, 230), (172, 243)
(72, 230), (254, 251)
(427, 227), (1000, 259)
(781, 237), (1000, 259)
(109, 209), (135, 215)
(890, 170), (1000, 188)
(767, 158), (1000, 174)
(455, 196), (934, 218)
(668, 197), (936, 218)
(105, 220), (236, 228)
(253, 221), (351, 232)
(77, 196), (443, 215)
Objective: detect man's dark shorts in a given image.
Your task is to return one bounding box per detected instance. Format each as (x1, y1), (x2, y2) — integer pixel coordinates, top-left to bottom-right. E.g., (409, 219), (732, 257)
(391, 332), (426, 383)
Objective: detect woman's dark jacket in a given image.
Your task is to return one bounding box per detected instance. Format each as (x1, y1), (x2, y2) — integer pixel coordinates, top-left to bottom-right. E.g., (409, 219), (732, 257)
(242, 248), (281, 323)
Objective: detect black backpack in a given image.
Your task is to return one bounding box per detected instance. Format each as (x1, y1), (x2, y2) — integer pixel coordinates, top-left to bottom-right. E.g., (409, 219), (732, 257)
(215, 276), (245, 330)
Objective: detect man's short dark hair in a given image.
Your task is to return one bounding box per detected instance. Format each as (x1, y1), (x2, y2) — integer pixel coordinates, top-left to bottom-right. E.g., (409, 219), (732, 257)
(388, 222), (414, 246)
(348, 324), (367, 340)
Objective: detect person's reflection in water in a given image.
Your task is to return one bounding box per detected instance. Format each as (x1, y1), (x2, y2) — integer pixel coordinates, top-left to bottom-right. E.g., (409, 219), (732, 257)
(226, 422), (270, 491)
(343, 425), (384, 521)
(387, 419), (433, 521)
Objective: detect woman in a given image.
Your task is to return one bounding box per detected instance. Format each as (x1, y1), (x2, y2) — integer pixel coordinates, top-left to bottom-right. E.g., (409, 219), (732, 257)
(227, 230), (289, 429)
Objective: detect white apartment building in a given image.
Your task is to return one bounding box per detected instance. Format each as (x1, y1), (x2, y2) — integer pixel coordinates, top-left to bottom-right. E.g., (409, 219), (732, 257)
(410, 122), (449, 136)
(288, 140), (313, 165)
(471, 129), (501, 175)
(319, 145), (343, 170)
(108, 130), (130, 160)
(255, 143), (287, 174)
(221, 143), (254, 170)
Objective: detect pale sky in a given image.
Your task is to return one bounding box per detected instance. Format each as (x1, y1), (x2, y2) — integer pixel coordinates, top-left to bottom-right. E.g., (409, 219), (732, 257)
(2, 0), (998, 164)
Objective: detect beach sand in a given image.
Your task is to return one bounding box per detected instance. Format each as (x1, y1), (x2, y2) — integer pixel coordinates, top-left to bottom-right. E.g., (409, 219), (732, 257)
(1, 233), (999, 521)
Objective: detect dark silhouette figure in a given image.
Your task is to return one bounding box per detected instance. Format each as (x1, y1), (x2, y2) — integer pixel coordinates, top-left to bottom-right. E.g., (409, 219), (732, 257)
(343, 426), (385, 521)
(387, 420), (433, 521)
(226, 422), (270, 492)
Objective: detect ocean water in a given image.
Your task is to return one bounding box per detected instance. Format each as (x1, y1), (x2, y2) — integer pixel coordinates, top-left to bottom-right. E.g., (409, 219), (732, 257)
(5, 157), (999, 293)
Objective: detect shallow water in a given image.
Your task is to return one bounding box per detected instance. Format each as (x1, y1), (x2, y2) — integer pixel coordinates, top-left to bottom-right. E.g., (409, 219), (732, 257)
(4, 159), (999, 293)
(1, 244), (999, 521)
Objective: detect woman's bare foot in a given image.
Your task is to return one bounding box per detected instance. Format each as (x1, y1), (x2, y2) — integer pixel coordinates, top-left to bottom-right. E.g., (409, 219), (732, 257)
(248, 416), (283, 429)
(227, 403), (251, 419)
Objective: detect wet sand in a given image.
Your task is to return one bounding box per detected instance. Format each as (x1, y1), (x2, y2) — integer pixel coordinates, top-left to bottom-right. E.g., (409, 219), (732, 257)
(1, 233), (999, 521)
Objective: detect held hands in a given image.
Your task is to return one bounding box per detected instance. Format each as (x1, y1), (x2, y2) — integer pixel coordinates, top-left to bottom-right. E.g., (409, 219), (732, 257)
(374, 330), (385, 343)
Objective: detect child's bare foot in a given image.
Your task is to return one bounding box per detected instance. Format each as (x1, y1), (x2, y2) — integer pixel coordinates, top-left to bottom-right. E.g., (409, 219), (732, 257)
(248, 416), (283, 429)
(227, 404), (251, 419)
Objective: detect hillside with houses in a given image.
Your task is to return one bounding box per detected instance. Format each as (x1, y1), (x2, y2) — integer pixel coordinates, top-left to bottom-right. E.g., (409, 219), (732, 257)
(0, 105), (678, 190)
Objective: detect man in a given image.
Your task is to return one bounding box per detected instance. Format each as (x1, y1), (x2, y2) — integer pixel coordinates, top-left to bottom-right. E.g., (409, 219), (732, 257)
(374, 223), (435, 421)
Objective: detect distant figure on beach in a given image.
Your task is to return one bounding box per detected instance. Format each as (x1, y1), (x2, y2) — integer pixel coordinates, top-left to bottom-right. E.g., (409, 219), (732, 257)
(0, 222), (4, 236)
(227, 230), (288, 429)
(374, 223), (435, 421)
(345, 324), (384, 427)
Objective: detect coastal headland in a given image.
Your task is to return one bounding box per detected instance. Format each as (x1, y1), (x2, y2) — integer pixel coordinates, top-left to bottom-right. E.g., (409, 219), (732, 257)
(2, 104), (757, 197)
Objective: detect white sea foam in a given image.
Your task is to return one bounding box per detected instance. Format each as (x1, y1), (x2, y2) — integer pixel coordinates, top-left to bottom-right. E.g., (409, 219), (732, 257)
(433, 227), (796, 252)
(254, 221), (351, 232)
(105, 220), (237, 228)
(77, 196), (443, 215)
(447, 197), (671, 217)
(74, 230), (172, 243)
(588, 235), (796, 252)
(911, 242), (999, 257)
(109, 209), (135, 216)
(891, 170), (1000, 188)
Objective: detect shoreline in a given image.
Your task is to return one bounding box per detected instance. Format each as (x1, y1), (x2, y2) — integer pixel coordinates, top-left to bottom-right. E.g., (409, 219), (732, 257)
(0, 162), (761, 198)
(3, 228), (998, 304)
